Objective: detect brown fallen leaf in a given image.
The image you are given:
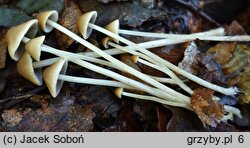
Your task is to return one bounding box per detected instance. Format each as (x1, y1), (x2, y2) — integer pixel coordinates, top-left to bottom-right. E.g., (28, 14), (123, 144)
(165, 106), (207, 132)
(191, 88), (224, 127)
(55, 0), (82, 50)
(207, 42), (236, 65)
(156, 105), (172, 132)
(225, 21), (247, 35)
(2, 109), (23, 127)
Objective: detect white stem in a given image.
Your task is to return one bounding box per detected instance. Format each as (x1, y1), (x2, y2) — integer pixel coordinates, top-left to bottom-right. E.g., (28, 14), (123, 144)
(147, 75), (176, 84)
(58, 74), (133, 89)
(81, 27), (225, 58)
(108, 41), (192, 95)
(33, 57), (59, 68)
(71, 59), (188, 103)
(47, 20), (189, 101)
(118, 29), (250, 41)
(121, 91), (192, 110)
(224, 105), (242, 118)
(88, 23), (238, 96)
(137, 58), (193, 95)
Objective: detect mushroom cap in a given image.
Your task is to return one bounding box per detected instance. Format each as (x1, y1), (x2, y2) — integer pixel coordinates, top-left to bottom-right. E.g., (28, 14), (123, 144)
(105, 20), (119, 43)
(25, 36), (45, 61)
(43, 58), (68, 97)
(17, 52), (43, 86)
(6, 19), (38, 61)
(37, 10), (59, 33)
(77, 11), (97, 39)
(101, 37), (112, 48)
(131, 55), (139, 63)
(114, 87), (123, 98)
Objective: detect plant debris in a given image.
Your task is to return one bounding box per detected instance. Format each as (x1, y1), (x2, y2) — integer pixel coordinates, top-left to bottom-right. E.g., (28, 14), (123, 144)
(191, 88), (224, 127)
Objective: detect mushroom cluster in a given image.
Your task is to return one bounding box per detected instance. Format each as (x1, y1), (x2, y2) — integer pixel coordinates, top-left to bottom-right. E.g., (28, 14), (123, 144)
(6, 10), (250, 126)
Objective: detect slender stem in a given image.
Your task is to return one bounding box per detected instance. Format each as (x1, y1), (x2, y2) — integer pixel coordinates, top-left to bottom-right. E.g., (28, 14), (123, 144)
(47, 20), (189, 101)
(58, 74), (133, 89)
(81, 27), (225, 58)
(88, 23), (238, 96)
(70, 59), (189, 103)
(137, 58), (193, 95)
(118, 29), (250, 41)
(121, 91), (192, 110)
(108, 41), (192, 95)
(33, 57), (59, 68)
(147, 75), (176, 84)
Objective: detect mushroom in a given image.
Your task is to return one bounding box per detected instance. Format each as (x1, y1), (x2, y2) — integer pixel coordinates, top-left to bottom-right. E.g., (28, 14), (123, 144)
(37, 10), (189, 102)
(42, 59), (136, 97)
(17, 52), (43, 85)
(17, 50), (183, 102)
(6, 19), (38, 61)
(43, 58), (183, 102)
(106, 20), (250, 41)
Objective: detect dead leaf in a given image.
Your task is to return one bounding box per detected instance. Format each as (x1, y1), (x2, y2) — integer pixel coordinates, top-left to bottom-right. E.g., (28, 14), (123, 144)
(55, 0), (82, 50)
(191, 88), (224, 127)
(165, 106), (207, 132)
(223, 44), (250, 103)
(156, 105), (172, 132)
(2, 109), (23, 127)
(225, 21), (247, 35)
(79, 0), (165, 27)
(207, 42), (236, 65)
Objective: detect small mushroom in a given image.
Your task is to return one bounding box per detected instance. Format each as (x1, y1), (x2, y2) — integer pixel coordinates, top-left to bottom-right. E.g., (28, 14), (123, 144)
(106, 20), (250, 41)
(42, 59), (136, 97)
(17, 52), (43, 85)
(6, 19), (38, 61)
(37, 10), (188, 102)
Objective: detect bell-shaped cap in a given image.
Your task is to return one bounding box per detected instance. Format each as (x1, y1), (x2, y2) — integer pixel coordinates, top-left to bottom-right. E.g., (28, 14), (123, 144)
(37, 10), (59, 33)
(25, 36), (45, 61)
(105, 20), (119, 43)
(114, 87), (123, 98)
(6, 19), (38, 61)
(131, 55), (139, 63)
(77, 11), (97, 39)
(101, 37), (112, 48)
(43, 59), (68, 97)
(17, 52), (43, 86)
